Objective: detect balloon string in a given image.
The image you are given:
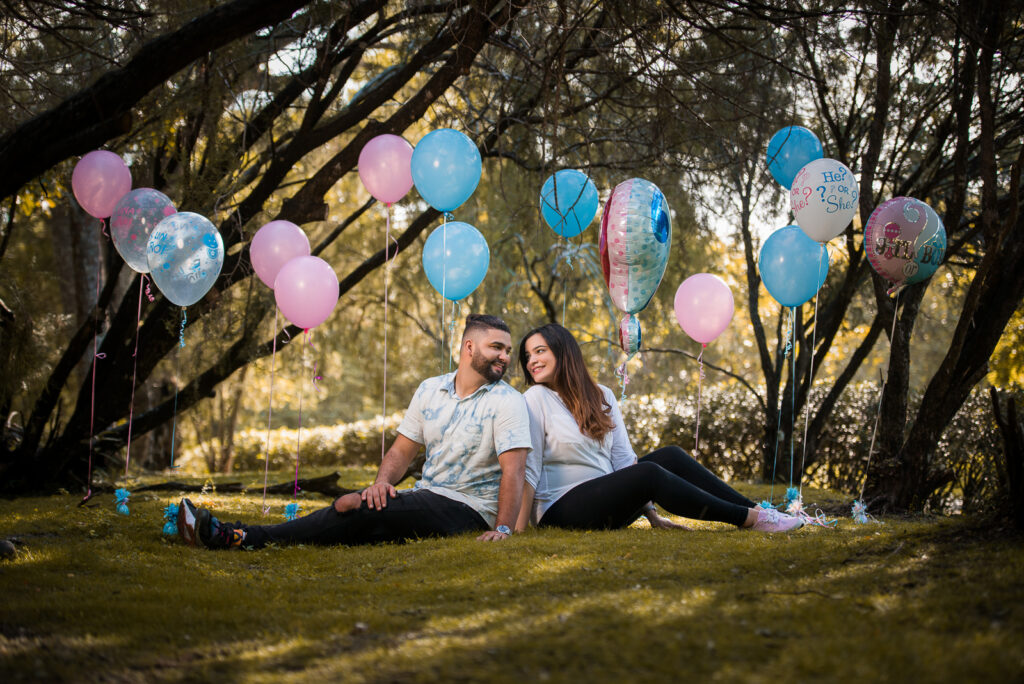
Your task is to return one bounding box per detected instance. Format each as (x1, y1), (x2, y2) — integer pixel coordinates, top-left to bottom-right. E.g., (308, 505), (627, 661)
(381, 203), (393, 460)
(767, 307), (794, 507)
(294, 328), (309, 496)
(168, 307), (184, 470)
(694, 344), (706, 455)
(441, 214), (448, 373)
(82, 218), (106, 504)
(615, 353), (633, 401)
(789, 306), (797, 488)
(861, 291), (901, 501)
(448, 301), (460, 374)
(123, 275), (146, 476)
(260, 308), (279, 516)
(799, 250), (825, 497)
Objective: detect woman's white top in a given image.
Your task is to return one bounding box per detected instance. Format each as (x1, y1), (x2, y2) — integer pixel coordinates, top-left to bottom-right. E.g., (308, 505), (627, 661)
(523, 383), (637, 520)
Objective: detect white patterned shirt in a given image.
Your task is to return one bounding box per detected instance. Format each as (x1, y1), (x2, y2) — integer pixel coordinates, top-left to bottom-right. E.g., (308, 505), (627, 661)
(397, 372), (533, 527)
(523, 384), (637, 520)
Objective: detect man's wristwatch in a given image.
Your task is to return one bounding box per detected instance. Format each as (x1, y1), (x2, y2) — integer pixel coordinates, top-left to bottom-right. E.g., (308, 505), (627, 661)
(495, 525), (511, 535)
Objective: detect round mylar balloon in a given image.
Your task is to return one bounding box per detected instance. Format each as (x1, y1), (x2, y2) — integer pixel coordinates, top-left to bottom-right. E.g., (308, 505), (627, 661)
(250, 220), (310, 289)
(422, 221), (490, 301)
(759, 225), (830, 307)
(274, 256), (339, 329)
(674, 273), (734, 344)
(110, 188), (176, 273)
(599, 178), (672, 315)
(865, 196), (946, 293)
(619, 314), (642, 355)
(410, 129), (481, 212)
(766, 126), (823, 189)
(790, 158), (858, 242)
(147, 212), (224, 307)
(540, 169), (599, 238)
(358, 134), (414, 204)
(72, 150), (132, 219)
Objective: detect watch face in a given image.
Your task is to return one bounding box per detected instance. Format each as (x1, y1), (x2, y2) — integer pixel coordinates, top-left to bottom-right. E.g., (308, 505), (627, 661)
(496, 525), (511, 535)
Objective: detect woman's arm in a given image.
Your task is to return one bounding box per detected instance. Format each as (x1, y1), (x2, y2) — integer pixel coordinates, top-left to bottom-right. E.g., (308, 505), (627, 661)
(516, 483), (535, 532)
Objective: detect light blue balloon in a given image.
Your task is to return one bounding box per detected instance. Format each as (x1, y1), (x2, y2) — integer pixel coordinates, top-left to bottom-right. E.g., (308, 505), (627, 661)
(146, 212), (225, 307)
(411, 128), (482, 212)
(540, 169), (599, 237)
(422, 221), (489, 301)
(759, 225), (830, 307)
(766, 126), (823, 189)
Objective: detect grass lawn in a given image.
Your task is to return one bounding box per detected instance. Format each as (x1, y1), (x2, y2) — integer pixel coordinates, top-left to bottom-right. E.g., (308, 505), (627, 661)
(1, 468), (1022, 682)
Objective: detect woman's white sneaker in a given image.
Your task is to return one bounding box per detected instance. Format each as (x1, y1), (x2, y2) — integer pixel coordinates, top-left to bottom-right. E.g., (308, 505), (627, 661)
(751, 507), (804, 533)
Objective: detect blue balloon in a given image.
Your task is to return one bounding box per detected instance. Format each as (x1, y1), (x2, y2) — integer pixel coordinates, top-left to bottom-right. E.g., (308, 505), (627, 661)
(422, 221), (489, 301)
(759, 225), (830, 307)
(766, 126), (823, 189)
(411, 128), (482, 212)
(540, 169), (599, 237)
(146, 212), (225, 307)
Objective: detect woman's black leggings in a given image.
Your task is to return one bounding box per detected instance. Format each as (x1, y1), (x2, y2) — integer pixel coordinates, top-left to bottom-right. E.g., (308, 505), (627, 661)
(538, 445), (755, 530)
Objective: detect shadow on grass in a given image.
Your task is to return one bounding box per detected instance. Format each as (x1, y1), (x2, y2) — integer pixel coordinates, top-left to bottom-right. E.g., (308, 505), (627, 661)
(1, 480), (1022, 682)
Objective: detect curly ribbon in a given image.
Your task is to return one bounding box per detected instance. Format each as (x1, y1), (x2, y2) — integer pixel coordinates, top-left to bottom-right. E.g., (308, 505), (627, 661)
(178, 307), (187, 348)
(142, 274), (155, 302)
(113, 488), (130, 516)
(615, 354), (634, 401)
(260, 310), (281, 517)
(82, 218), (107, 505)
(694, 343), (707, 455)
(766, 306), (795, 508)
(161, 503), (179, 535)
(123, 276), (148, 476)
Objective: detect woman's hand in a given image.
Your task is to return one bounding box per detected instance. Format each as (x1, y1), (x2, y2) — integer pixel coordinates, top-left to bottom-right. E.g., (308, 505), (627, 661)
(645, 509), (690, 530)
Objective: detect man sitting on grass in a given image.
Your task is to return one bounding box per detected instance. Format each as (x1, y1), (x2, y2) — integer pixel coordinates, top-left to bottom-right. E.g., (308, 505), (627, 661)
(177, 314), (532, 549)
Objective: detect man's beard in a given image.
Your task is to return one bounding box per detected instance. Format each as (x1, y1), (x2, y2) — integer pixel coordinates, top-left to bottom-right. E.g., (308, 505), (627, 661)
(471, 350), (506, 383)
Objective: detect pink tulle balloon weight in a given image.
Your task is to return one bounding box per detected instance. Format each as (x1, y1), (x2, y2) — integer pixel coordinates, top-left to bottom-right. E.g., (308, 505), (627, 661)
(250, 220), (311, 288)
(674, 274), (735, 344)
(358, 134), (414, 204)
(274, 256), (339, 329)
(72, 150), (132, 218)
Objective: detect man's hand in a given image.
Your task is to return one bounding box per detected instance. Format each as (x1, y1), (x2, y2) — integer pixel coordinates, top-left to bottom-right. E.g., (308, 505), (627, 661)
(476, 529), (510, 542)
(361, 482), (397, 510)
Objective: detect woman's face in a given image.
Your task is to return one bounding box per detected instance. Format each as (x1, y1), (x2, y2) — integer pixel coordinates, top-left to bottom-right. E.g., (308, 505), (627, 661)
(523, 333), (557, 385)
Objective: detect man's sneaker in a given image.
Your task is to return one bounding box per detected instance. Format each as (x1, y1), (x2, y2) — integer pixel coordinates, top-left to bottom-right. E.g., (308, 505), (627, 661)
(750, 507), (804, 533)
(177, 498), (200, 546)
(196, 508), (246, 550)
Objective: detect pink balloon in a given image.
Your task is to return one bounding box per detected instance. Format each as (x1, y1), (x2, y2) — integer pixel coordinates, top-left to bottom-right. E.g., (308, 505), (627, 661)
(274, 256), (339, 329)
(674, 274), (734, 344)
(72, 150), (132, 218)
(358, 134), (414, 204)
(250, 220), (311, 288)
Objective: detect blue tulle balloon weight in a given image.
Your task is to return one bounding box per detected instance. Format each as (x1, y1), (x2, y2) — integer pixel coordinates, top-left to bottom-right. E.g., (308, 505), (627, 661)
(759, 225), (830, 307)
(766, 126), (824, 189)
(422, 221), (490, 301)
(411, 129), (482, 212)
(147, 212), (225, 306)
(540, 170), (600, 237)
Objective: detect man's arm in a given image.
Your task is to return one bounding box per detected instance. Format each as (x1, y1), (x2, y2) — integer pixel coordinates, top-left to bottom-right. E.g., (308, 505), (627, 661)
(361, 434), (422, 510)
(477, 447), (527, 541)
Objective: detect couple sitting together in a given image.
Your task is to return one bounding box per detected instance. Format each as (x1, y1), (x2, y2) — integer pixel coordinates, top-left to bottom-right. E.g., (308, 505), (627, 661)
(177, 314), (803, 550)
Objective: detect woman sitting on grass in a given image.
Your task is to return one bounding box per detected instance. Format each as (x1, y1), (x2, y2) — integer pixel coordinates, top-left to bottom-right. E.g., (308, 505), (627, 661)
(515, 323), (803, 534)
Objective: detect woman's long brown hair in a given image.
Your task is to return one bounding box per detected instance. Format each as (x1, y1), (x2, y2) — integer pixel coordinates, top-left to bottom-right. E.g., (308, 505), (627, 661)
(519, 323), (614, 441)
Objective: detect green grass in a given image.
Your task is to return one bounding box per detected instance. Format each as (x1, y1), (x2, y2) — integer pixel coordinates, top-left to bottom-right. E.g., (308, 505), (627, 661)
(2, 469), (1022, 682)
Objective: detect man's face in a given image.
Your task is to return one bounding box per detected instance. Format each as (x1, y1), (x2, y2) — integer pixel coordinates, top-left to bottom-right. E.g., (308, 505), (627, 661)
(467, 329), (513, 383)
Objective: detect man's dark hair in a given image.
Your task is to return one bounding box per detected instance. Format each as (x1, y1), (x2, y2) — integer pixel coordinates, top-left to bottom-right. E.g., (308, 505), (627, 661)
(462, 313), (510, 339)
